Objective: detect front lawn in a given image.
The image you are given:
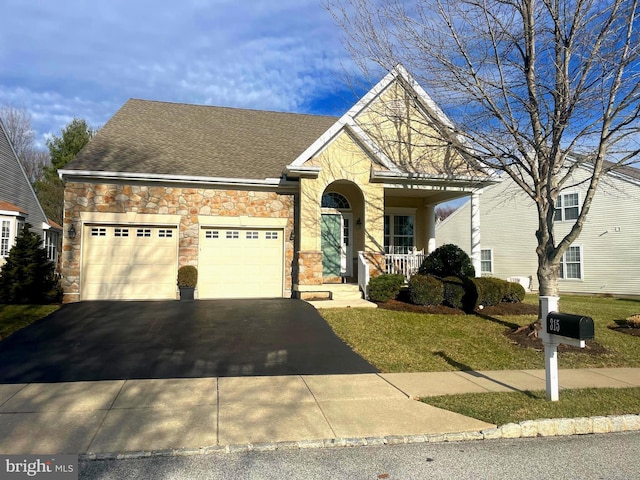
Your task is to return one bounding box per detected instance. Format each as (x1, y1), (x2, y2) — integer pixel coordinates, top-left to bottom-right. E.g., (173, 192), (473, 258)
(319, 294), (640, 372)
(0, 304), (60, 340)
(421, 387), (640, 425)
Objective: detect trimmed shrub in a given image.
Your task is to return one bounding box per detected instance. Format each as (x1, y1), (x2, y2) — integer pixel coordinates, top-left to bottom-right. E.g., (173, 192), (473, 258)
(461, 276), (482, 312)
(177, 265), (198, 288)
(503, 281), (526, 303)
(0, 224), (58, 304)
(442, 276), (465, 309)
(418, 244), (475, 278)
(473, 277), (509, 307)
(408, 274), (444, 306)
(368, 274), (405, 303)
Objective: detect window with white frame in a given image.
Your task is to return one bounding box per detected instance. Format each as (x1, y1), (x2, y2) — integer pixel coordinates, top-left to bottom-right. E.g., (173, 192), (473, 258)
(554, 192), (579, 222)
(1, 219), (11, 257)
(44, 230), (58, 262)
(384, 213), (415, 254)
(560, 245), (583, 280)
(481, 249), (493, 274)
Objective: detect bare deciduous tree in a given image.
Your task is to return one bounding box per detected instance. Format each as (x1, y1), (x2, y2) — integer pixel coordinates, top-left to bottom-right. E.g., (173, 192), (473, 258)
(328, 0), (640, 297)
(0, 105), (50, 183)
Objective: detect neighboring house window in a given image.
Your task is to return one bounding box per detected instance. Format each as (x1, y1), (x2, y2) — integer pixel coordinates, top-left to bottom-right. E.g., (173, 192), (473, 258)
(44, 231), (58, 263)
(384, 214), (415, 254)
(554, 193), (579, 222)
(1, 219), (11, 257)
(481, 249), (493, 274)
(560, 245), (583, 280)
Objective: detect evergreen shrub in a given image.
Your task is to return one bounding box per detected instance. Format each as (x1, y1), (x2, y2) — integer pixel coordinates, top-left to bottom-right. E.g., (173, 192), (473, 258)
(0, 224), (58, 304)
(368, 273), (405, 302)
(408, 274), (444, 306)
(418, 244), (475, 278)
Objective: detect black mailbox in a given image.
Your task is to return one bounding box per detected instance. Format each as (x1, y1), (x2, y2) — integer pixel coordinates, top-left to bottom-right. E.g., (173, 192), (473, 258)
(546, 312), (595, 340)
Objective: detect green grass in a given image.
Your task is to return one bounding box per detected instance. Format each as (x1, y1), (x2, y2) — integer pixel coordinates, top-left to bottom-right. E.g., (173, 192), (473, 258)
(421, 387), (640, 425)
(0, 304), (60, 340)
(319, 294), (640, 372)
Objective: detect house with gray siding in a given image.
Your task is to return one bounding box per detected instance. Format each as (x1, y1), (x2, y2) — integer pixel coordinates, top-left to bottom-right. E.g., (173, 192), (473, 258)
(436, 163), (640, 296)
(0, 118), (61, 267)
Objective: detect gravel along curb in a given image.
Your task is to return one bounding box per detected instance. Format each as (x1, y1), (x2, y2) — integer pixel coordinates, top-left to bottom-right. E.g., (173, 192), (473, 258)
(79, 414), (640, 461)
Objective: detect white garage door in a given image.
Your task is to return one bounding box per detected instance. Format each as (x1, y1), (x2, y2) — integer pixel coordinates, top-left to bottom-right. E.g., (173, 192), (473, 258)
(199, 227), (284, 298)
(82, 225), (178, 300)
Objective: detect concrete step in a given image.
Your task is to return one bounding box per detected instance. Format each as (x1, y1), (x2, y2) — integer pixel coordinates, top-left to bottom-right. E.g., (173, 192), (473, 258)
(323, 284), (363, 301)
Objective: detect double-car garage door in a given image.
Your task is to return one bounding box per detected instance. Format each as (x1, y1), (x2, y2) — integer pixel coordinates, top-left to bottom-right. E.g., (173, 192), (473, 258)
(81, 224), (284, 300)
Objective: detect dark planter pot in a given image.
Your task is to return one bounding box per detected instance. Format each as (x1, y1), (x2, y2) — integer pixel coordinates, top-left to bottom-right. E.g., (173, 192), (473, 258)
(179, 287), (195, 301)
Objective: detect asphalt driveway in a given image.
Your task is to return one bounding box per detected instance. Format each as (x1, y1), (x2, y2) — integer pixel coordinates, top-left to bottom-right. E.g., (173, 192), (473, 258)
(0, 299), (377, 383)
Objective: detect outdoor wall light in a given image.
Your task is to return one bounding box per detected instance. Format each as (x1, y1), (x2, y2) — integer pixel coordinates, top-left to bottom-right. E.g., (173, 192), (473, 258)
(68, 223), (77, 239)
(356, 217), (362, 228)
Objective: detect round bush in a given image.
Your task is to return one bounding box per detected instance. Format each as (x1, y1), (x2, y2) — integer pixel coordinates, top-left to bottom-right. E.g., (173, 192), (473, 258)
(473, 277), (509, 307)
(442, 276), (465, 309)
(418, 244), (475, 278)
(503, 281), (526, 303)
(177, 265), (198, 288)
(408, 274), (444, 306)
(368, 274), (405, 302)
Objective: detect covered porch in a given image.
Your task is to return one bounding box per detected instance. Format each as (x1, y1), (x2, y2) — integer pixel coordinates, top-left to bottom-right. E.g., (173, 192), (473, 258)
(293, 173), (488, 298)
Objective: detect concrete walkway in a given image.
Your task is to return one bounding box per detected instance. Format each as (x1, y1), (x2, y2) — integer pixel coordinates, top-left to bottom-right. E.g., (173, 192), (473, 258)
(0, 368), (639, 455)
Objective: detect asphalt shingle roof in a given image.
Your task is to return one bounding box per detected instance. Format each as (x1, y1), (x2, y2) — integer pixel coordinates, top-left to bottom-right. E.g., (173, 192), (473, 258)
(66, 99), (338, 180)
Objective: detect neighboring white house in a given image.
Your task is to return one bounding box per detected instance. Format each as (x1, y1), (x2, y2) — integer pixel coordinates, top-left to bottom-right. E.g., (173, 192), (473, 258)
(436, 163), (640, 295)
(0, 118), (61, 267)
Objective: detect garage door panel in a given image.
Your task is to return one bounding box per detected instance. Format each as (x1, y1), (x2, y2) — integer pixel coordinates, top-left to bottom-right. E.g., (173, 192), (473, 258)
(199, 227), (284, 299)
(82, 225), (178, 300)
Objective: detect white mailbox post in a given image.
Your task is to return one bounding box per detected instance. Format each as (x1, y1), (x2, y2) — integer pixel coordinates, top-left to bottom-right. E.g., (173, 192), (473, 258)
(539, 296), (595, 401)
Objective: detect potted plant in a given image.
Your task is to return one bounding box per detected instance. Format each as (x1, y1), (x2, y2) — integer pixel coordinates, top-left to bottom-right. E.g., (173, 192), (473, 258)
(177, 265), (197, 300)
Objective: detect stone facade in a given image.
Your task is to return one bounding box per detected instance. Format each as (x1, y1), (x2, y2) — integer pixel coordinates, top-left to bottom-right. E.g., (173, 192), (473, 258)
(61, 181), (294, 303)
(296, 251), (323, 286)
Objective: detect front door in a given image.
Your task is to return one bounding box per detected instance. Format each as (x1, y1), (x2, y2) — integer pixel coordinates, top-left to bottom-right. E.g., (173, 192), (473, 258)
(321, 213), (352, 277)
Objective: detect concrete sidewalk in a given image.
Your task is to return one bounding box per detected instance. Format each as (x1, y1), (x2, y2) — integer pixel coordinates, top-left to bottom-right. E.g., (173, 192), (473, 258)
(0, 368), (639, 455)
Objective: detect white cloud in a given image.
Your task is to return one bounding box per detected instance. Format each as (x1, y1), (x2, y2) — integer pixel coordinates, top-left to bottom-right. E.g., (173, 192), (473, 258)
(0, 0), (358, 142)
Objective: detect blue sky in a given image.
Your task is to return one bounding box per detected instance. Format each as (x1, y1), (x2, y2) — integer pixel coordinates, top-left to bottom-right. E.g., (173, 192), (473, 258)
(0, 0), (366, 148)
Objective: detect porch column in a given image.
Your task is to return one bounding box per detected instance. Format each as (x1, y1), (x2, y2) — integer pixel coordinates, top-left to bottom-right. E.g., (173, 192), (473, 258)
(470, 191), (481, 277)
(425, 203), (436, 254)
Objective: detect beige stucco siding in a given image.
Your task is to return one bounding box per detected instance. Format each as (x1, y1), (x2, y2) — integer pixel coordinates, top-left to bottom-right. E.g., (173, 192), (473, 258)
(300, 130), (384, 253)
(354, 81), (474, 177)
(437, 169), (640, 295)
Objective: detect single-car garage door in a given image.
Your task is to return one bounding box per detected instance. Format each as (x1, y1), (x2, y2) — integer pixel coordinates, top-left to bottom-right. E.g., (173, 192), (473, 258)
(199, 227), (284, 298)
(82, 225), (178, 300)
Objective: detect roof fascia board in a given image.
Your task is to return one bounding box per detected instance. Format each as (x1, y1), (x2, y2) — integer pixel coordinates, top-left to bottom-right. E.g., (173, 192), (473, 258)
(371, 169), (502, 186)
(58, 169), (298, 190)
(0, 119), (51, 224)
(344, 120), (402, 173)
(287, 69), (400, 169)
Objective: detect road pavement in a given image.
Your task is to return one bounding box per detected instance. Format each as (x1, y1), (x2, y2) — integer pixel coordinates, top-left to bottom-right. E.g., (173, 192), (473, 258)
(79, 431), (640, 480)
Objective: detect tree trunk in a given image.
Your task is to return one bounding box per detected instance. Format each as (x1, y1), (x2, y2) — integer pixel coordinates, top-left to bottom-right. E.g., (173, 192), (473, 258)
(537, 253), (559, 297)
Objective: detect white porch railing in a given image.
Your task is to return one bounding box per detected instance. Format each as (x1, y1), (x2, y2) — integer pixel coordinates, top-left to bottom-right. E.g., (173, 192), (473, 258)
(385, 248), (425, 280)
(357, 251), (370, 298)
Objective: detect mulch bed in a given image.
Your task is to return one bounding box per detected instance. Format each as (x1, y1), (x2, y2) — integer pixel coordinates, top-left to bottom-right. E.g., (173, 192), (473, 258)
(376, 298), (608, 355)
(375, 299), (538, 316)
(505, 323), (608, 355)
(608, 325), (640, 337)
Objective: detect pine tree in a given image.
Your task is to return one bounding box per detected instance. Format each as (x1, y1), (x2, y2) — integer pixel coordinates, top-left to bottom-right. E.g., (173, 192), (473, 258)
(0, 224), (58, 304)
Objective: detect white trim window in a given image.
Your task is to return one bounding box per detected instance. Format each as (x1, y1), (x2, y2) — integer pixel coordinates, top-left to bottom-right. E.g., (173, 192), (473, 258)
(384, 213), (415, 254)
(1, 219), (11, 257)
(560, 245), (583, 280)
(554, 192), (579, 222)
(481, 249), (493, 274)
(44, 230), (59, 263)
